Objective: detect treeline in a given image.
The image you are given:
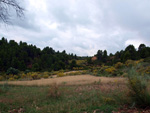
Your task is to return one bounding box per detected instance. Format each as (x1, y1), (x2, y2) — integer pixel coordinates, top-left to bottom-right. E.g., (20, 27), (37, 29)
(88, 44), (150, 65)
(0, 37), (77, 72)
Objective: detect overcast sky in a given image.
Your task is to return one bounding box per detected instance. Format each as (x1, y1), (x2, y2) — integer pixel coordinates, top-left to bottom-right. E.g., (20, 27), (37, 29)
(0, 0), (150, 56)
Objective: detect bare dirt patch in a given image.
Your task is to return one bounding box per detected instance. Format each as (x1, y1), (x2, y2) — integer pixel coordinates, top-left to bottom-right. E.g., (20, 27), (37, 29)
(0, 75), (127, 86)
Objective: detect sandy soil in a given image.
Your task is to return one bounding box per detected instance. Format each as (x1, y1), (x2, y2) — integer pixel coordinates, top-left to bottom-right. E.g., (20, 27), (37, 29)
(0, 75), (127, 86)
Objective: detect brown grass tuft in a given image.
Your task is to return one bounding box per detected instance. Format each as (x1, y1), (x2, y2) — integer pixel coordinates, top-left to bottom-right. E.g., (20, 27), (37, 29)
(47, 83), (61, 99)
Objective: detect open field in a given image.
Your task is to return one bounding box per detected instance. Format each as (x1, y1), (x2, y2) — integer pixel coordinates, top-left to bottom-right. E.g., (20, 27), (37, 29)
(1, 74), (150, 112)
(0, 80), (128, 113)
(0, 75), (127, 86)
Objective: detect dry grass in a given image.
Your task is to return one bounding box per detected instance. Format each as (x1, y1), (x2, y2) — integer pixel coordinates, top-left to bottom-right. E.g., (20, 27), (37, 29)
(47, 83), (61, 98)
(0, 75), (127, 86)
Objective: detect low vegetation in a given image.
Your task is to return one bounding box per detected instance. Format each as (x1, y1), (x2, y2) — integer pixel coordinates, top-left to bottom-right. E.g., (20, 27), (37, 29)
(0, 82), (128, 113)
(127, 67), (150, 108)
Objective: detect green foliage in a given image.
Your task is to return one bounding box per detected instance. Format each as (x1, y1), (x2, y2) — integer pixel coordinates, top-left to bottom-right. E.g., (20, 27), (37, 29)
(24, 69), (30, 74)
(32, 63), (40, 71)
(127, 67), (150, 108)
(0, 38), (78, 73)
(70, 60), (77, 69)
(138, 44), (149, 58)
(6, 67), (19, 75)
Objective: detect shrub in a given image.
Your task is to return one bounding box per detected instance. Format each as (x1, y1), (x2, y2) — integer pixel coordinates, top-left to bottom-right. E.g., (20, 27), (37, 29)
(24, 69), (30, 74)
(81, 70), (88, 74)
(21, 73), (26, 78)
(51, 71), (59, 75)
(0, 76), (4, 81)
(14, 75), (19, 79)
(135, 59), (144, 65)
(57, 72), (65, 77)
(6, 67), (19, 75)
(8, 77), (15, 81)
(144, 66), (150, 74)
(114, 62), (124, 69)
(105, 67), (116, 75)
(125, 60), (135, 67)
(27, 72), (41, 80)
(31, 72), (41, 80)
(93, 69), (98, 76)
(122, 72), (128, 77)
(100, 65), (109, 73)
(43, 74), (49, 79)
(127, 68), (150, 108)
(66, 71), (82, 76)
(47, 83), (61, 99)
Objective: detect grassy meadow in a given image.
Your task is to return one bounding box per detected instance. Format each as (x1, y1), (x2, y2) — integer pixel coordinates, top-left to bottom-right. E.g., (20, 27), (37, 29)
(0, 82), (128, 113)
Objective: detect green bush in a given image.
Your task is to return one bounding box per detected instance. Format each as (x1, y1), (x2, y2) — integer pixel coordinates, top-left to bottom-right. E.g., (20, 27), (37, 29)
(24, 69), (30, 74)
(6, 67), (19, 75)
(127, 67), (150, 108)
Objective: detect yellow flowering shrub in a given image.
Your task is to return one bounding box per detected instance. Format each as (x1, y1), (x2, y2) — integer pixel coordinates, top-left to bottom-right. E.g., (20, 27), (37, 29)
(135, 59), (144, 65)
(105, 67), (116, 74)
(21, 73), (26, 78)
(27, 72), (41, 80)
(43, 72), (50, 75)
(125, 60), (135, 67)
(43, 74), (49, 78)
(8, 77), (15, 81)
(14, 75), (19, 79)
(57, 72), (65, 77)
(100, 65), (109, 73)
(67, 71), (82, 75)
(114, 62), (124, 69)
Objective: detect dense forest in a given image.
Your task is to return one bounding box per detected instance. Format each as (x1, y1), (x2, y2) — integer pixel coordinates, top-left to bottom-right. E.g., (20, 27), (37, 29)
(0, 37), (77, 72)
(88, 44), (150, 65)
(0, 37), (150, 73)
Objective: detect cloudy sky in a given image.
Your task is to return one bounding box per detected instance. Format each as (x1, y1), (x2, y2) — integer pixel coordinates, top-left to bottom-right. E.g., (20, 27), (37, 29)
(0, 0), (150, 56)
